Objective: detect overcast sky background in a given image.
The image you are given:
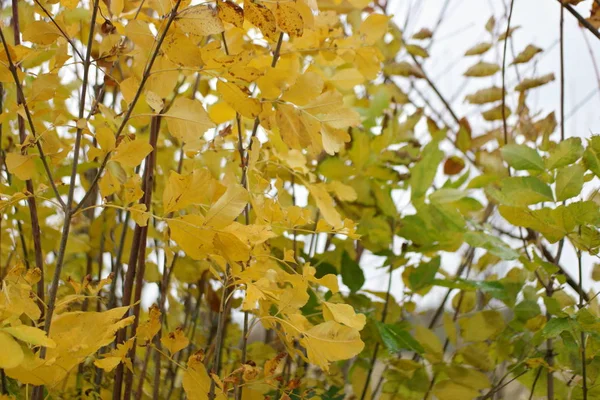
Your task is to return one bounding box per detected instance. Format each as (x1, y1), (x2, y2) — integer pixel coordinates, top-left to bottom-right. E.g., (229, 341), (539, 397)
(358, 0), (600, 310)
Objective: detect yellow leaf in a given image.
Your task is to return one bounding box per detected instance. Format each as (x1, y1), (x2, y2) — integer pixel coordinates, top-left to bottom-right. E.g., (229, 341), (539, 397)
(281, 71), (324, 106)
(183, 352), (227, 400)
(355, 47), (383, 80)
(176, 4), (224, 37)
(308, 183), (343, 229)
(300, 321), (364, 372)
(110, 0), (124, 15)
(433, 380), (479, 400)
(214, 231), (250, 261)
(465, 42), (492, 56)
(145, 91), (164, 112)
(130, 203), (150, 227)
(94, 339), (134, 372)
(96, 127), (116, 152)
(464, 62), (500, 77)
(217, 80), (262, 119)
(327, 181), (357, 201)
(168, 215), (215, 260)
(218, 0), (244, 28)
(276, 103), (313, 149)
(5, 307), (134, 386)
(321, 125), (350, 155)
(99, 169), (121, 198)
(6, 153), (36, 181)
(415, 325), (443, 363)
(165, 98), (215, 143)
(222, 222), (277, 245)
(119, 76), (139, 105)
(0, 331), (24, 369)
(161, 327), (189, 354)
(244, 0), (279, 41)
(329, 68), (364, 91)
(163, 32), (204, 67)
(459, 310), (504, 342)
(2, 325), (56, 348)
(111, 138), (153, 168)
(94, 356), (122, 372)
(204, 183), (248, 228)
(276, 2), (304, 37)
(301, 90), (360, 129)
(209, 102), (237, 124)
(358, 14), (389, 45)
(163, 169), (213, 214)
(322, 302), (366, 330)
(22, 21), (61, 45)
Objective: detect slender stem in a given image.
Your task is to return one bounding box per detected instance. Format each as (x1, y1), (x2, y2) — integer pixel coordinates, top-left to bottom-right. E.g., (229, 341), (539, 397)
(528, 367), (542, 400)
(0, 23), (65, 207)
(578, 242), (587, 399)
(501, 0), (515, 148)
(113, 116), (161, 400)
(558, 0), (600, 41)
(360, 230), (394, 400)
(123, 116), (161, 399)
(559, 2), (565, 142)
(42, 0), (101, 340)
(74, 0), (184, 213)
(33, 0), (85, 61)
(208, 269), (231, 400)
(7, 1), (46, 325)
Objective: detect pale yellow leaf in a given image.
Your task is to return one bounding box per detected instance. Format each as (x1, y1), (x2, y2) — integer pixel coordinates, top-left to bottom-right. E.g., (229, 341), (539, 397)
(176, 4), (224, 37)
(0, 332), (24, 369)
(217, 80), (261, 119)
(2, 325), (56, 348)
(165, 98), (215, 143)
(204, 184), (248, 228)
(322, 302), (366, 330)
(6, 153), (35, 181)
(300, 321), (364, 372)
(111, 138), (153, 168)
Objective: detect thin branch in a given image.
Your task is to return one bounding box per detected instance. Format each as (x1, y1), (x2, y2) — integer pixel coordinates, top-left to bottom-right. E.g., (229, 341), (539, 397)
(501, 0), (515, 148)
(0, 22), (65, 208)
(558, 0), (600, 41)
(73, 0), (184, 213)
(33, 0), (85, 61)
(42, 0), (101, 340)
(360, 254), (394, 400)
(123, 115), (162, 400)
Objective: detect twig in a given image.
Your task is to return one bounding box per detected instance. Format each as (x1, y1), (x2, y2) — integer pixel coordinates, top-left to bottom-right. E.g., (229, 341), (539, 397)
(42, 0), (101, 339)
(123, 115), (162, 400)
(0, 22), (65, 208)
(558, 0), (600, 41)
(73, 0), (184, 213)
(359, 252), (394, 400)
(501, 0), (515, 148)
(33, 0), (85, 61)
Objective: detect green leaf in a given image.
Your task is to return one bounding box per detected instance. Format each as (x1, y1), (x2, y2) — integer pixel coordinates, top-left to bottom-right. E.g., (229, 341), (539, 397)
(542, 317), (571, 338)
(410, 142), (444, 199)
(555, 164), (584, 201)
(546, 137), (583, 170)
(376, 322), (424, 354)
(429, 189), (467, 204)
(583, 136), (600, 178)
(341, 251), (365, 293)
(500, 144), (544, 171)
(492, 176), (554, 206)
(409, 257), (440, 291)
(464, 231), (519, 260)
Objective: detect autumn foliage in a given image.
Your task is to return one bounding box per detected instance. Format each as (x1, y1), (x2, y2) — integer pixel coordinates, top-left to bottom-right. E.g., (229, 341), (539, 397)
(0, 0), (600, 399)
